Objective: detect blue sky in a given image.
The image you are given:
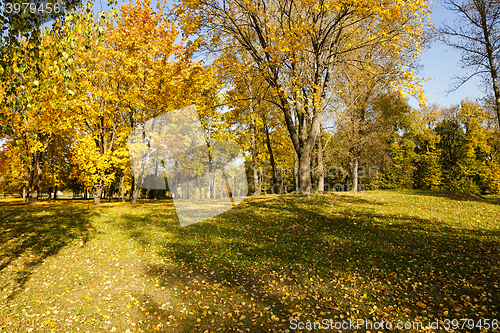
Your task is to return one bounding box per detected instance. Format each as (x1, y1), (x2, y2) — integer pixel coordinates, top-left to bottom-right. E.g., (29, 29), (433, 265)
(408, 0), (485, 109)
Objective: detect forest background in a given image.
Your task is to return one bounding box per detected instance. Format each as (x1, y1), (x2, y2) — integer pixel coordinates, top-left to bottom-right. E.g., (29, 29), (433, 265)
(1, 0), (500, 205)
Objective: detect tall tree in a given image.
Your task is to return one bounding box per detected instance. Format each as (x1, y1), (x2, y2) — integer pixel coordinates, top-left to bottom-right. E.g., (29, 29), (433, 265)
(68, 0), (219, 205)
(332, 54), (414, 192)
(441, 0), (500, 128)
(0, 20), (85, 203)
(69, 7), (123, 206)
(174, 0), (431, 193)
(413, 104), (442, 189)
(436, 100), (491, 194)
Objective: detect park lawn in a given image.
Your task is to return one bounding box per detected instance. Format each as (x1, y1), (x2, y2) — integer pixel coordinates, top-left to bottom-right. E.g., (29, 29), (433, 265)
(0, 189), (499, 332)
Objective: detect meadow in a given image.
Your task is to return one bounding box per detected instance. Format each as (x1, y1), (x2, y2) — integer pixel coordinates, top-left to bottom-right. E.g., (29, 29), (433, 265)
(0, 189), (499, 332)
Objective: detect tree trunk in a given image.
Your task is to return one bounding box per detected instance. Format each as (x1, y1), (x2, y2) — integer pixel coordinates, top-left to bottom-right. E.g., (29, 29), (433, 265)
(317, 125), (325, 192)
(107, 183), (114, 202)
(130, 174), (135, 203)
(352, 158), (359, 192)
(26, 151), (42, 204)
(153, 162), (159, 200)
(130, 172), (140, 204)
(479, 4), (500, 129)
(310, 149), (316, 189)
(278, 93), (321, 194)
(131, 184), (140, 204)
(54, 185), (58, 200)
(22, 187), (26, 199)
(294, 154), (299, 191)
(280, 171), (284, 193)
(263, 117), (278, 194)
(48, 187), (52, 201)
(492, 76), (500, 129)
(298, 150), (312, 193)
(250, 108), (261, 196)
(253, 169), (262, 196)
(121, 176), (125, 202)
(131, 186), (140, 203)
(93, 186), (103, 205)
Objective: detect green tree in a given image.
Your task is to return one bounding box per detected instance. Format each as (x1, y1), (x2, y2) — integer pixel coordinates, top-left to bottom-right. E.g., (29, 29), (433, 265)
(380, 135), (416, 189)
(413, 104), (442, 189)
(436, 100), (490, 194)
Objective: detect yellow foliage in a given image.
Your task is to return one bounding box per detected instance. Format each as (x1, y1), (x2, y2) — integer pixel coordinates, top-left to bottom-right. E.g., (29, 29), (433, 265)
(67, 0), (223, 199)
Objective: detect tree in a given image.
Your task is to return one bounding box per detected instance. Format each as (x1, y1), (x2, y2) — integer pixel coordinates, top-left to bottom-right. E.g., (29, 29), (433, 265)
(68, 0), (221, 205)
(441, 0), (500, 128)
(0, 20), (85, 203)
(174, 0), (431, 193)
(69, 7), (123, 205)
(413, 104), (442, 189)
(380, 136), (416, 189)
(436, 100), (491, 194)
(0, 0), (85, 136)
(225, 57), (296, 195)
(364, 95), (416, 190)
(332, 55), (415, 191)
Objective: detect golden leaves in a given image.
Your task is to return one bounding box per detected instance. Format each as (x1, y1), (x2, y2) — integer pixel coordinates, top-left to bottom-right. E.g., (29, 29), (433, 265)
(416, 301), (427, 309)
(62, 0), (221, 199)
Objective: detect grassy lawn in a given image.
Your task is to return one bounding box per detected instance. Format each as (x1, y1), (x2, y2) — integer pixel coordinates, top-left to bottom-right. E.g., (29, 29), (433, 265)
(1, 189), (499, 332)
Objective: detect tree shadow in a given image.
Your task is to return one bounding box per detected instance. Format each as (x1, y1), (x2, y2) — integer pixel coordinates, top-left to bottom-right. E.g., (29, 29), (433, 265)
(116, 194), (500, 331)
(0, 201), (97, 300)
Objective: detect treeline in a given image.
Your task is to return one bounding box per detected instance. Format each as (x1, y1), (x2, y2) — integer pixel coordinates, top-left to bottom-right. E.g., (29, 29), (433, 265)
(236, 94), (500, 196)
(2, 0), (499, 202)
(0, 1), (225, 205)
(380, 100), (500, 195)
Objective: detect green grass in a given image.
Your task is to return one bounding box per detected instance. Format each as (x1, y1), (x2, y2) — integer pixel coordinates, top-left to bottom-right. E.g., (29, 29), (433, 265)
(1, 189), (500, 332)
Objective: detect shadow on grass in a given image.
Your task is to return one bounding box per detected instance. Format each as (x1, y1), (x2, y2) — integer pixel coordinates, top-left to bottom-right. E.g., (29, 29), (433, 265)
(116, 194), (500, 332)
(0, 200), (97, 300)
(390, 188), (500, 205)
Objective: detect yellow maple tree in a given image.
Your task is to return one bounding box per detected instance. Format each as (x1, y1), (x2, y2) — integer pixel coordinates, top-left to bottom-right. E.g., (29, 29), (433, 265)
(69, 0), (222, 205)
(173, 0), (433, 193)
